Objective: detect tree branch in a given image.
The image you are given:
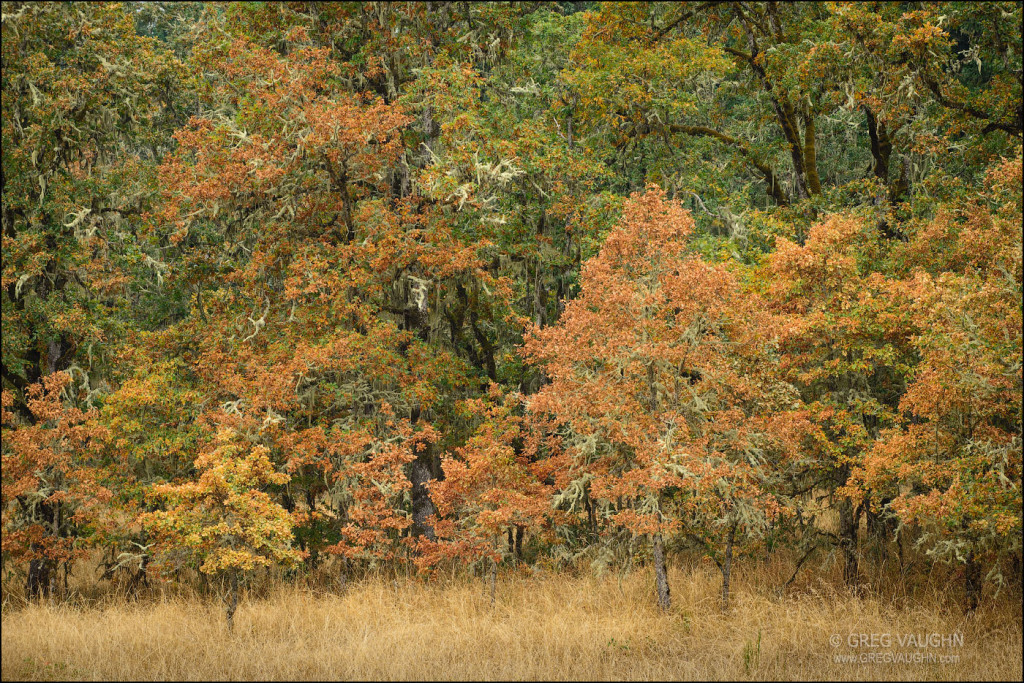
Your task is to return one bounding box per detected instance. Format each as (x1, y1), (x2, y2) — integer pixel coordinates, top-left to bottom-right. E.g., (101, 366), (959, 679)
(664, 124), (790, 206)
(650, 2), (719, 43)
(921, 73), (1022, 138)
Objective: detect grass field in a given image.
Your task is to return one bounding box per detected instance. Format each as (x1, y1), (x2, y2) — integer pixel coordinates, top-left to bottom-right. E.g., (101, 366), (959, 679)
(2, 560), (1021, 681)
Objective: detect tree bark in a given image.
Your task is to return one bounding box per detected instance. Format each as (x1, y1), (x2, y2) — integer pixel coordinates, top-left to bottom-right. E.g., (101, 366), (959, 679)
(863, 105), (892, 183)
(890, 156), (911, 205)
(489, 556), (497, 607)
(26, 557), (53, 601)
(26, 498), (57, 600)
(585, 496), (598, 542)
(721, 522), (737, 612)
(506, 525), (525, 561)
(409, 451), (437, 540)
(838, 495), (861, 586)
(652, 532), (671, 610)
(802, 110), (821, 195)
(469, 310), (497, 381)
(225, 571), (239, 632)
(866, 496), (896, 548)
(533, 259), (547, 329)
(964, 550), (982, 613)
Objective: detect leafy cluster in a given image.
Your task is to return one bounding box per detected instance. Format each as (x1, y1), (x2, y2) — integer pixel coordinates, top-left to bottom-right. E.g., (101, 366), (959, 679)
(2, 2), (1020, 614)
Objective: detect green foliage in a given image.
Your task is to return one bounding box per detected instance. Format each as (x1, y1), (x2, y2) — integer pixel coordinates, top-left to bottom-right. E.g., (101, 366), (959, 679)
(1, 1), (1020, 612)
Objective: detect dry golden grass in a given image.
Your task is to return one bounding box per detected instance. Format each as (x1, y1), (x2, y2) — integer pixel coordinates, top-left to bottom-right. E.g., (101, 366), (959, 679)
(2, 559), (1021, 682)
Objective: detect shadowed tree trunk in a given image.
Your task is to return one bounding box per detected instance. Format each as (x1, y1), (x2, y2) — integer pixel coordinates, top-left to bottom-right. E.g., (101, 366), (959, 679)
(585, 496), (598, 542)
(864, 105), (892, 183)
(652, 532), (671, 610)
(26, 555), (53, 601)
(890, 156), (911, 205)
(507, 526), (525, 561)
(964, 550), (982, 613)
(26, 498), (58, 600)
(802, 110), (821, 195)
(866, 496), (896, 558)
(838, 495), (861, 586)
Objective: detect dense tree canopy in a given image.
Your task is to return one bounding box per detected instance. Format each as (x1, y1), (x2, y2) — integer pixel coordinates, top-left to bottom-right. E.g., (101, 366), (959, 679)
(2, 1), (1020, 616)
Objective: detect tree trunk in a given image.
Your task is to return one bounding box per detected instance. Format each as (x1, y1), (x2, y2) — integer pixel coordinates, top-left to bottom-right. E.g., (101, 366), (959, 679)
(863, 105), (892, 183)
(721, 522), (737, 612)
(838, 496), (861, 586)
(774, 100), (810, 200)
(225, 572), (239, 632)
(889, 156), (911, 204)
(507, 525), (525, 561)
(533, 258), (547, 329)
(469, 312), (497, 381)
(409, 453), (437, 540)
(489, 557), (497, 607)
(866, 496), (896, 557)
(26, 556), (52, 601)
(585, 496), (598, 542)
(802, 111), (821, 195)
(964, 551), (982, 613)
(652, 532), (671, 610)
